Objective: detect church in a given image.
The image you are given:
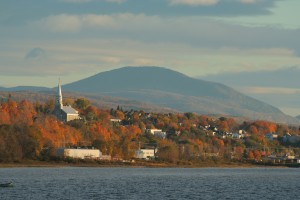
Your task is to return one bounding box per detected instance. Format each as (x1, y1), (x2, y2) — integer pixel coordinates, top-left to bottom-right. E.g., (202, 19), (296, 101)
(53, 80), (80, 122)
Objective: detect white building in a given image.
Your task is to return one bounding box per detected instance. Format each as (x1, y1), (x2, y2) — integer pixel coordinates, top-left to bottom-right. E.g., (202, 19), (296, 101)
(134, 149), (155, 159)
(53, 80), (80, 122)
(147, 129), (167, 139)
(56, 147), (111, 160)
(110, 118), (122, 123)
(61, 106), (80, 122)
(148, 129), (162, 134)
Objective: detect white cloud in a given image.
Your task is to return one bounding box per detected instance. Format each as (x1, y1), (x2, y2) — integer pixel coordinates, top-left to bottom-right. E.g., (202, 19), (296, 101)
(216, 48), (295, 57)
(62, 0), (92, 2)
(81, 14), (116, 27)
(242, 86), (300, 95)
(33, 14), (116, 32)
(31, 13), (161, 33)
(62, 0), (126, 3)
(169, 0), (219, 6)
(99, 56), (121, 64)
(168, 0), (261, 6)
(106, 0), (126, 3)
(133, 58), (163, 66)
(5, 13), (300, 83)
(34, 14), (82, 32)
(238, 0), (260, 4)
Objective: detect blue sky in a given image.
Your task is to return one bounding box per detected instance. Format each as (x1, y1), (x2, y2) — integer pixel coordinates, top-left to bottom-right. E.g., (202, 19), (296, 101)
(1, 0), (300, 115)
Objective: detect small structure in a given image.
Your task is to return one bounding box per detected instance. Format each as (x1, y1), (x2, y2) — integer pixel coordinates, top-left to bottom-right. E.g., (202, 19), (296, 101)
(265, 133), (278, 141)
(56, 147), (111, 160)
(0, 182), (13, 188)
(148, 129), (162, 134)
(146, 129), (167, 139)
(267, 153), (299, 164)
(232, 133), (243, 139)
(134, 149), (155, 160)
(110, 118), (122, 123)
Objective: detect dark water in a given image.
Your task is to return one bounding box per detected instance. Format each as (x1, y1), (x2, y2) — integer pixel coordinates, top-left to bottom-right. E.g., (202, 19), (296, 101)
(0, 167), (299, 200)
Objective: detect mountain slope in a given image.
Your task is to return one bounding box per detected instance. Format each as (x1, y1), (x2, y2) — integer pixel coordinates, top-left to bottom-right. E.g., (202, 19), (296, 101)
(63, 66), (298, 123)
(0, 86), (51, 92)
(198, 67), (300, 118)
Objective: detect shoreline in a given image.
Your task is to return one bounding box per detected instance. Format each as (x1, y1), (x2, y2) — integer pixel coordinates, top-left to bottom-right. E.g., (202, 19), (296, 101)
(0, 160), (286, 168)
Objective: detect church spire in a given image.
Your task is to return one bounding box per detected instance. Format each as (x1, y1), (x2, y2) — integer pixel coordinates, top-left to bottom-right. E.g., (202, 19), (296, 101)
(56, 78), (63, 109)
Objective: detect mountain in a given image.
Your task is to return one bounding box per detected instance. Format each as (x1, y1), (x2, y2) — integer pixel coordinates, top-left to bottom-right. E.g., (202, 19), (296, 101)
(0, 86), (51, 92)
(198, 66), (300, 88)
(63, 66), (299, 124)
(198, 67), (300, 118)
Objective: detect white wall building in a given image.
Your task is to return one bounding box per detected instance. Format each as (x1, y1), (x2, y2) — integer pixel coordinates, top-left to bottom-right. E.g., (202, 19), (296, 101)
(148, 129), (162, 134)
(147, 129), (167, 139)
(56, 148), (110, 159)
(134, 149), (155, 159)
(110, 118), (122, 123)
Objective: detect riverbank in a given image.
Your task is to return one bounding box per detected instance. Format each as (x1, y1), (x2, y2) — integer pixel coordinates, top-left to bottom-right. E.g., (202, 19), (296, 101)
(0, 159), (279, 168)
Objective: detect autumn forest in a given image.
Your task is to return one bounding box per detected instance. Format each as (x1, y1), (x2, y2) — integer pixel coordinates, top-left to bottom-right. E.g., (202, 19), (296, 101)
(1, 95), (300, 165)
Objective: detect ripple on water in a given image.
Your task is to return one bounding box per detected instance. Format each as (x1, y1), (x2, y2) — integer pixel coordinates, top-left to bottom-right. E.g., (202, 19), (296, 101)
(0, 168), (299, 200)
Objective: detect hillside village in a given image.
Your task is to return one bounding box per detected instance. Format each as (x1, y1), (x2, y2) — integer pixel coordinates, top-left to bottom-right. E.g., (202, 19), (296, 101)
(0, 82), (300, 166)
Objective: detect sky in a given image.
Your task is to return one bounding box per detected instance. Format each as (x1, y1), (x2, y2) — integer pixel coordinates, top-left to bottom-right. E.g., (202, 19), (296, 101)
(1, 0), (300, 116)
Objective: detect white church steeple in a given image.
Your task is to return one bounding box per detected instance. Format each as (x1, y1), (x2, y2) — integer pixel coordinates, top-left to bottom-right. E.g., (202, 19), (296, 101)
(56, 78), (63, 109)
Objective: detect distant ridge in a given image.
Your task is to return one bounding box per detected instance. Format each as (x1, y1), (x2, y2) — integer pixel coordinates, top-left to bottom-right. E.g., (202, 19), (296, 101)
(1, 66), (298, 123)
(0, 86), (51, 92)
(62, 66), (299, 124)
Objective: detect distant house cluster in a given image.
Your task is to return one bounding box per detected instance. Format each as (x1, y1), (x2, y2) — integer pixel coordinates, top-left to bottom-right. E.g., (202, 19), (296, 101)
(53, 80), (80, 122)
(199, 125), (248, 140)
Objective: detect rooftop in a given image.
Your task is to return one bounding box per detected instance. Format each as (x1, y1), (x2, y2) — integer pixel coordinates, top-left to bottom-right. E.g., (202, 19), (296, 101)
(62, 106), (78, 115)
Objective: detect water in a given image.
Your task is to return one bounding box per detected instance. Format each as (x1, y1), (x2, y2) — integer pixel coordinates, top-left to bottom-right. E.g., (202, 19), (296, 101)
(0, 167), (299, 200)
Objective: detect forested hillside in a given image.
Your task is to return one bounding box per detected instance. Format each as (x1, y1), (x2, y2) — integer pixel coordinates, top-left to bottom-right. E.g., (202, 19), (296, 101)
(1, 96), (300, 164)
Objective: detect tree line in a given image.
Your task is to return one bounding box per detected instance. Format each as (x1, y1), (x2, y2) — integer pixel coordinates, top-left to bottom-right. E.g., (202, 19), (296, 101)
(0, 97), (299, 163)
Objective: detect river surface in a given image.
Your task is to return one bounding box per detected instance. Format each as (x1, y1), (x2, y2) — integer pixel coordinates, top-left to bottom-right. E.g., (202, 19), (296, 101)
(0, 167), (299, 200)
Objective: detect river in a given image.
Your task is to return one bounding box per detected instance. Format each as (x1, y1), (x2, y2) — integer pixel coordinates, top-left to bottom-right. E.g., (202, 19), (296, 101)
(0, 167), (299, 200)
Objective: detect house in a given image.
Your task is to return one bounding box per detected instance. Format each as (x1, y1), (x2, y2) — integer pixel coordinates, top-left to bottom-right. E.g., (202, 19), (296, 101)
(220, 132), (232, 139)
(146, 129), (167, 139)
(232, 133), (243, 139)
(56, 147), (101, 159)
(110, 118), (122, 123)
(267, 154), (299, 164)
(52, 80), (80, 122)
(134, 149), (155, 160)
(56, 147), (111, 160)
(110, 118), (122, 127)
(265, 133), (278, 141)
(154, 131), (167, 139)
(148, 129), (162, 134)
